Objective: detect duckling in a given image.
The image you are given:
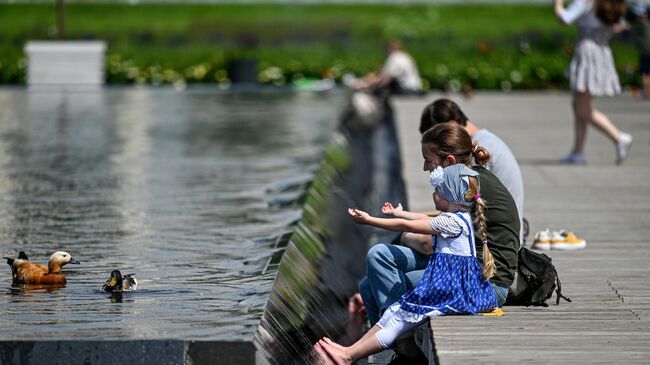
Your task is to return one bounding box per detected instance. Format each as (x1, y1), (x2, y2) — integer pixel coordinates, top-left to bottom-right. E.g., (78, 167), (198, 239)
(101, 270), (137, 292)
(4, 251), (80, 285)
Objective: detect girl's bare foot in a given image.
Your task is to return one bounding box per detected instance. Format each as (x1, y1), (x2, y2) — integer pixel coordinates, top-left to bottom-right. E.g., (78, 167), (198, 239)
(318, 339), (352, 365)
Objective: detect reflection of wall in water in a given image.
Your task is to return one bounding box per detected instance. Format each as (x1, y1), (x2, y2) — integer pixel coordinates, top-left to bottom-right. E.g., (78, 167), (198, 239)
(110, 89), (155, 248)
(0, 91), (120, 252)
(0, 91), (21, 241)
(108, 89), (161, 339)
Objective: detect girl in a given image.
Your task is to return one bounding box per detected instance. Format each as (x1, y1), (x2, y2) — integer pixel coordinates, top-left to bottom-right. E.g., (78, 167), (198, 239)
(554, 0), (633, 165)
(314, 164), (497, 365)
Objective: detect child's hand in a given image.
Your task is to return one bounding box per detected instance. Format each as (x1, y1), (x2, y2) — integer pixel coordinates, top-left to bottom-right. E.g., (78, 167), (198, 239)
(348, 208), (370, 224)
(381, 202), (403, 216)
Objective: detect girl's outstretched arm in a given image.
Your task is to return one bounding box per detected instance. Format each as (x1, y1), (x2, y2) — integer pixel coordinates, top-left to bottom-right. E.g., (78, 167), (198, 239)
(381, 202), (430, 220)
(348, 208), (438, 235)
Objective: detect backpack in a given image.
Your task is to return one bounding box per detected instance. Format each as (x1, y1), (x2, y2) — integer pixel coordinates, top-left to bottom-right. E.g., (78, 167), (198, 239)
(506, 247), (572, 307)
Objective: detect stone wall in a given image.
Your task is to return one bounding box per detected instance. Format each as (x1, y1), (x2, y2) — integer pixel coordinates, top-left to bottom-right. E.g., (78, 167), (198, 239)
(255, 93), (409, 364)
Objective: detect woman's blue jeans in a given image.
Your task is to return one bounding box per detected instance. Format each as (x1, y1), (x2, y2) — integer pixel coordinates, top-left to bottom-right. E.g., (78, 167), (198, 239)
(359, 243), (509, 326)
(358, 243), (430, 326)
(492, 283), (508, 307)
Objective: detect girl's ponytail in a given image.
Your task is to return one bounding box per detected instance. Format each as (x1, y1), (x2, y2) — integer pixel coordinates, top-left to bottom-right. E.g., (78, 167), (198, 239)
(474, 197), (495, 280)
(472, 143), (491, 167)
(466, 176), (494, 280)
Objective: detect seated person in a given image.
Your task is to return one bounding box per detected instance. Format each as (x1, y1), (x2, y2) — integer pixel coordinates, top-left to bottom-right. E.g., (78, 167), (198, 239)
(358, 123), (519, 364)
(420, 98), (525, 239)
(349, 40), (422, 95)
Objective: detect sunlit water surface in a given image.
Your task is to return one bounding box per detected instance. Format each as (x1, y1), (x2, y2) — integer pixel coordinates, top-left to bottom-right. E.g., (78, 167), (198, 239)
(0, 87), (345, 340)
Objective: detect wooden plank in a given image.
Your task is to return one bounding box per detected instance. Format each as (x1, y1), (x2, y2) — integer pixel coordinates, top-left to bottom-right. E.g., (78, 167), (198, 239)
(391, 93), (650, 364)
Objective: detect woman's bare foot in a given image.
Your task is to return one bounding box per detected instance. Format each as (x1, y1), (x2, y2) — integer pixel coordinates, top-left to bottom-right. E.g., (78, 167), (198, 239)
(318, 339), (352, 365)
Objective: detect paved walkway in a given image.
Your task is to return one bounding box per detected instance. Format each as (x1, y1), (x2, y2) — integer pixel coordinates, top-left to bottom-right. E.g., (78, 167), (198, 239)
(389, 92), (650, 364)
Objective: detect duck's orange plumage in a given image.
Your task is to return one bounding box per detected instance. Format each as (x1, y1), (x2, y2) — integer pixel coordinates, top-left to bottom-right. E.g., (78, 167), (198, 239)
(5, 251), (79, 286)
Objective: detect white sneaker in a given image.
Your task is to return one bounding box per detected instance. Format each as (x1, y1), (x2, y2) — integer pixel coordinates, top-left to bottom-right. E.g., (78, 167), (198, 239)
(550, 229), (587, 250)
(616, 132), (633, 165)
(532, 228), (551, 250)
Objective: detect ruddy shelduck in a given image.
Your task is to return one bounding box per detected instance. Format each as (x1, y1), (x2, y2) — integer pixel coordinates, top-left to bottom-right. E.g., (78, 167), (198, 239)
(5, 251), (80, 285)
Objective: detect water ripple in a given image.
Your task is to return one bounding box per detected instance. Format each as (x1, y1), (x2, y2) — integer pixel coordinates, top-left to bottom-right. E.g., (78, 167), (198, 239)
(0, 87), (345, 341)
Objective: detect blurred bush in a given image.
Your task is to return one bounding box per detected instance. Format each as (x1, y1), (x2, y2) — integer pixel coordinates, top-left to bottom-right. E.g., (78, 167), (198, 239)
(0, 3), (640, 90)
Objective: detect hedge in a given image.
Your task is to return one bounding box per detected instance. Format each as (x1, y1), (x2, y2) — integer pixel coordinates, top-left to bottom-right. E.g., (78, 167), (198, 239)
(0, 3), (641, 90)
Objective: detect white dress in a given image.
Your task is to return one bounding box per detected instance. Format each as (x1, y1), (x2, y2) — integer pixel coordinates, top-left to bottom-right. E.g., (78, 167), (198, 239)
(378, 212), (496, 326)
(560, 0), (621, 96)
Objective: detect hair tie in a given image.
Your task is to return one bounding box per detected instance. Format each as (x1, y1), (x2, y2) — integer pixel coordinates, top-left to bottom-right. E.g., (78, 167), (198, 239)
(482, 240), (489, 245)
(474, 194), (481, 201)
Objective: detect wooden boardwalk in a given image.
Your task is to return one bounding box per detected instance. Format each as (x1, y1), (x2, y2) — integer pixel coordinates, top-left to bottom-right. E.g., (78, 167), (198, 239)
(387, 92), (650, 364)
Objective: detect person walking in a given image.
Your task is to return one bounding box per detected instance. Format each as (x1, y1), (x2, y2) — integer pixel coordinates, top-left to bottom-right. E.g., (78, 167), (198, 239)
(554, 0), (633, 165)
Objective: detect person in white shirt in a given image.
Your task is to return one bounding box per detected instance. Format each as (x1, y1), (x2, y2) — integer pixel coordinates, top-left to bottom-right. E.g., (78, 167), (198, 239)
(353, 41), (422, 95)
(419, 98), (525, 232)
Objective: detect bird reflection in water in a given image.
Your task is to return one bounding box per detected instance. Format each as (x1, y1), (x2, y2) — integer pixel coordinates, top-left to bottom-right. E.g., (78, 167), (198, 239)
(8, 283), (65, 295)
(109, 292), (123, 303)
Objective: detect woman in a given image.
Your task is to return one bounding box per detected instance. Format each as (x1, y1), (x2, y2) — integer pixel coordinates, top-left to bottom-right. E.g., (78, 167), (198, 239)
(555, 0), (633, 165)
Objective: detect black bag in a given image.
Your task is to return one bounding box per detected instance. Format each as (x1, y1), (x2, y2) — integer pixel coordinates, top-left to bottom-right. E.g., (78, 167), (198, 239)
(506, 247), (572, 307)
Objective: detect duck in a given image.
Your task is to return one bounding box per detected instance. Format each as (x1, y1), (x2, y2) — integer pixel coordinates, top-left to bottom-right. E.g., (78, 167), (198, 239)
(4, 251), (80, 285)
(101, 270), (137, 292)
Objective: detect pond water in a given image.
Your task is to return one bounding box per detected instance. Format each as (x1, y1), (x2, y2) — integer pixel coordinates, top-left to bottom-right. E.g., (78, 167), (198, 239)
(0, 87), (346, 341)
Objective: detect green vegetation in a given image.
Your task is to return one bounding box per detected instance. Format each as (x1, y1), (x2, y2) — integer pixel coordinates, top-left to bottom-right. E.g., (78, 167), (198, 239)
(0, 3), (640, 90)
